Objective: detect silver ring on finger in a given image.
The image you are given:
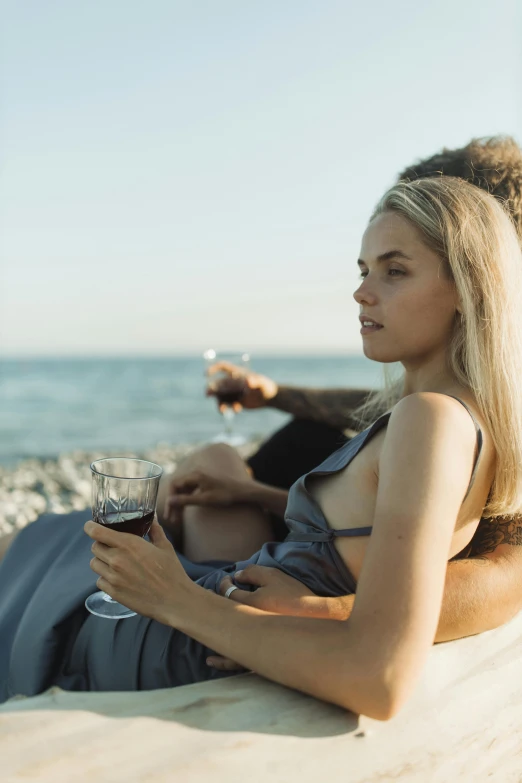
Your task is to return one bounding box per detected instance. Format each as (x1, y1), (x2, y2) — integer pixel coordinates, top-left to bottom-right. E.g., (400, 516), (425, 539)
(224, 585), (239, 599)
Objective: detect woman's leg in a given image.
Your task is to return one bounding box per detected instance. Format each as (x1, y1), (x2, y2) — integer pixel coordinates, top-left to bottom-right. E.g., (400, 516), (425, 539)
(158, 444), (273, 563)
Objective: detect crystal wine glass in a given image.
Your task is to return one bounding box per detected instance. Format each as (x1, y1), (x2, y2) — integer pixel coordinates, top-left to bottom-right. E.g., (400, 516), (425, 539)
(85, 457), (163, 619)
(203, 349), (250, 446)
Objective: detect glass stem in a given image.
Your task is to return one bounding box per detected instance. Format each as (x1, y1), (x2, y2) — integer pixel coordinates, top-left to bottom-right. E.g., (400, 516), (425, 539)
(222, 407), (235, 436)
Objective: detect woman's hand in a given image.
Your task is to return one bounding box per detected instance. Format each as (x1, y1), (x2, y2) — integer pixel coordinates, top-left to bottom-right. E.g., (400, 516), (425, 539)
(219, 565), (317, 614)
(84, 518), (194, 625)
(164, 469), (251, 524)
(206, 565), (321, 671)
(206, 361), (278, 412)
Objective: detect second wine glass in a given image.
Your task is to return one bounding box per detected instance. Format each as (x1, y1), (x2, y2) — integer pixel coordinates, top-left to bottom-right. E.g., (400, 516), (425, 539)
(203, 349), (250, 446)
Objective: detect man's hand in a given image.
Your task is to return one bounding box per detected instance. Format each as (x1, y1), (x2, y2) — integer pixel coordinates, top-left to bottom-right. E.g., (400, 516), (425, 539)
(206, 361), (278, 412)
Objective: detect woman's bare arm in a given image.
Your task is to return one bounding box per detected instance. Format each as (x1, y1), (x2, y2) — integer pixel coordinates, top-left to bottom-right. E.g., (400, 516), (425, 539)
(240, 481), (289, 517)
(164, 470), (290, 520)
(170, 395), (478, 717)
(88, 393), (480, 719)
(214, 524), (522, 642)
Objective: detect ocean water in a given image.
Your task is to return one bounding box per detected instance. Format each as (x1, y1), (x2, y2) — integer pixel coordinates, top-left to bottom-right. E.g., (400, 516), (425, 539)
(0, 355), (383, 466)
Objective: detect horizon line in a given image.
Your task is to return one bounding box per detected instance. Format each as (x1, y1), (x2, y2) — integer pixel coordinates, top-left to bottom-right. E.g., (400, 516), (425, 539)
(0, 350), (366, 361)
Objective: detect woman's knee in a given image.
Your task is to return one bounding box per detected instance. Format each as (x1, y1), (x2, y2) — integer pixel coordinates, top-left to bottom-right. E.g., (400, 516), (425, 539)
(179, 443), (249, 479)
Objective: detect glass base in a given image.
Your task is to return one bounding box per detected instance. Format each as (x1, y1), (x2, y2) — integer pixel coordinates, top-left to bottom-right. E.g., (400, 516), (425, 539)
(210, 432), (247, 446)
(85, 591), (136, 619)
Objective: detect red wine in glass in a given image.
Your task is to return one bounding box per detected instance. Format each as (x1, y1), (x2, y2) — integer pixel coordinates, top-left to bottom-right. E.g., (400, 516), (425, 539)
(215, 378), (247, 407)
(94, 509), (155, 538)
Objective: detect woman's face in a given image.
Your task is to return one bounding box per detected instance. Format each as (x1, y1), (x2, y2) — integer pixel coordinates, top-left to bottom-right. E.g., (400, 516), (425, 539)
(354, 211), (459, 366)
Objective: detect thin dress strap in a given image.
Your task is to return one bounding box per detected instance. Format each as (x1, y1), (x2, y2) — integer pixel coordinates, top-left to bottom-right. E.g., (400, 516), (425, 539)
(444, 395), (483, 500)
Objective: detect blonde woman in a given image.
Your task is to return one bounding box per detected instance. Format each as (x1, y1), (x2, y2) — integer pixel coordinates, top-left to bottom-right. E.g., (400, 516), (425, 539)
(3, 177), (522, 719)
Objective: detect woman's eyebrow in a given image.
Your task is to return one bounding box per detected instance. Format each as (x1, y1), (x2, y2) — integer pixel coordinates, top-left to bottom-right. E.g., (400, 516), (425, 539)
(358, 250), (413, 266)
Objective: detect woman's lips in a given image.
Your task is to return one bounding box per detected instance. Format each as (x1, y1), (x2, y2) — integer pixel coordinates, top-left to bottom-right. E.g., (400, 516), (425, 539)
(360, 324), (384, 335)
(360, 317), (384, 335)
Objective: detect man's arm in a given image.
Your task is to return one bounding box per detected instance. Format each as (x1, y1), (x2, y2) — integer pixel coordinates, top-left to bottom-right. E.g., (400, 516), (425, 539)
(206, 361), (374, 430)
(216, 517), (522, 644)
(267, 387), (374, 430)
(467, 515), (522, 557)
(435, 516), (522, 642)
(322, 517), (522, 641)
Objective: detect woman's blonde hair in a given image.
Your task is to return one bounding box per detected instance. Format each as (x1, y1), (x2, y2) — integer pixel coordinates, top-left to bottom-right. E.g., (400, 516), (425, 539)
(355, 176), (522, 517)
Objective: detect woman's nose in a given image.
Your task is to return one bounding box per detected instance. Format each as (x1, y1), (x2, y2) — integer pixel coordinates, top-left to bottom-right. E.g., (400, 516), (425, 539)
(353, 278), (378, 306)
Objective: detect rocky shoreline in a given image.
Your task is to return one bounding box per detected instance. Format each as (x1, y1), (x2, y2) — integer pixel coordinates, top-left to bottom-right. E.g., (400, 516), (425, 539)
(0, 441), (259, 536)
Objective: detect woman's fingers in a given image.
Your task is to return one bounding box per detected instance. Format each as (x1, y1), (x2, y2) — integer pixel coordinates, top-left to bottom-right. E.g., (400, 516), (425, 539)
(90, 540), (114, 563)
(166, 504), (184, 527)
(84, 521), (133, 548)
(90, 556), (113, 581)
(148, 520), (173, 551)
(235, 564), (276, 588)
(168, 474), (200, 495)
(164, 471), (206, 520)
(218, 575), (257, 605)
(206, 655), (247, 672)
(95, 575), (114, 595)
(218, 575), (235, 597)
(164, 494), (183, 523)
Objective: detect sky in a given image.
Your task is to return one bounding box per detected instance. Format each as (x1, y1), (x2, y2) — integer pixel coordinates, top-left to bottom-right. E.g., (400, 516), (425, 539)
(1, 0), (521, 357)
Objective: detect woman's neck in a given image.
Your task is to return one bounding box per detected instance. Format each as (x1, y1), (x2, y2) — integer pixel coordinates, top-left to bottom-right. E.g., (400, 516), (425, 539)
(400, 352), (461, 398)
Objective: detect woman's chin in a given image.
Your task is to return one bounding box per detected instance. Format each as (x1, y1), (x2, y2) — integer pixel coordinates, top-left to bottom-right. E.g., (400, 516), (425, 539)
(362, 343), (398, 363)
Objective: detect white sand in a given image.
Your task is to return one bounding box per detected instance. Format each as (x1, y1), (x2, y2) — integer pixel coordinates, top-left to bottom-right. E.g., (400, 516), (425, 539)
(2, 611), (522, 781)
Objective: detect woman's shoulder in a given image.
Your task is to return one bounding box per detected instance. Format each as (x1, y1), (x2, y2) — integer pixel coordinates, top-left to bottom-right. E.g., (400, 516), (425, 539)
(386, 392), (481, 452)
(391, 390), (478, 419)
(373, 391), (488, 509)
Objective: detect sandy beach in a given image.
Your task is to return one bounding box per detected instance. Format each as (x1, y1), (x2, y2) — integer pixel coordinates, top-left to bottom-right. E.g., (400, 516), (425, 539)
(0, 440), (259, 537)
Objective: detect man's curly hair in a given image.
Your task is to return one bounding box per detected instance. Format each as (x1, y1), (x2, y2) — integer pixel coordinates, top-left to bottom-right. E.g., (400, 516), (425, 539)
(398, 136), (522, 238)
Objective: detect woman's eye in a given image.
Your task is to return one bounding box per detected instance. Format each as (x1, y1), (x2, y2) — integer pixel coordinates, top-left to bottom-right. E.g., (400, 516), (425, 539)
(359, 268), (404, 279)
